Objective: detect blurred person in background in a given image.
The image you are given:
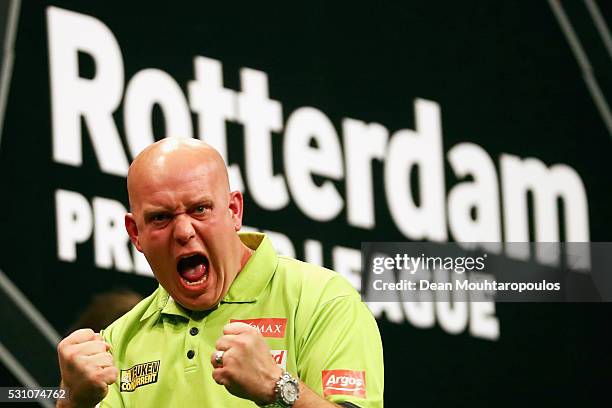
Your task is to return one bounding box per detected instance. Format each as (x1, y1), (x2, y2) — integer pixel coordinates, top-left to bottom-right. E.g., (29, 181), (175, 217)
(69, 289), (144, 334)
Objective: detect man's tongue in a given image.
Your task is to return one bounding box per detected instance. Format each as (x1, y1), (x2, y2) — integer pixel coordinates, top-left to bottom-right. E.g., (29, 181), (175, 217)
(178, 255), (208, 282)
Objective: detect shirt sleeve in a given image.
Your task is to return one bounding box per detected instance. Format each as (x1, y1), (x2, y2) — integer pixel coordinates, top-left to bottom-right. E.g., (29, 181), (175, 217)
(296, 294), (384, 408)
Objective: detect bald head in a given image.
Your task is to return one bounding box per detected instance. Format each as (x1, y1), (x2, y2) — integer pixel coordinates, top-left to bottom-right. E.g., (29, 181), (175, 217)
(127, 138), (230, 212)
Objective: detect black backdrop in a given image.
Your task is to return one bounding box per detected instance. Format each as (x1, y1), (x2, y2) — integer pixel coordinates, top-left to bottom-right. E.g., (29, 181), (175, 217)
(0, 1), (611, 406)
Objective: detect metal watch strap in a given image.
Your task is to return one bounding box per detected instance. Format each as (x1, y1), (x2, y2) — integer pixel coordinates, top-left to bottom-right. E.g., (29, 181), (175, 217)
(262, 371), (299, 407)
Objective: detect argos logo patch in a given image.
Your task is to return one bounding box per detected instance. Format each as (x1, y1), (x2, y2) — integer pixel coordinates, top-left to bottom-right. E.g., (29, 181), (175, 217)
(231, 318), (287, 338)
(322, 370), (366, 398)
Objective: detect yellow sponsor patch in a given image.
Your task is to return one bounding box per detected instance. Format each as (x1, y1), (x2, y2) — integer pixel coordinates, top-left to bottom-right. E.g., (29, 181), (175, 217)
(120, 360), (160, 392)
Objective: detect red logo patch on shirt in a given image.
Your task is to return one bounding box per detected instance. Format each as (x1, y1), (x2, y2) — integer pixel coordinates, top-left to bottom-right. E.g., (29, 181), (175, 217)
(270, 349), (287, 369)
(230, 318), (287, 338)
(322, 370), (366, 398)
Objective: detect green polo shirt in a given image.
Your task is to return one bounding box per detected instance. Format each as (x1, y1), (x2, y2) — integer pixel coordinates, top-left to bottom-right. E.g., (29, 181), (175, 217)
(100, 233), (383, 407)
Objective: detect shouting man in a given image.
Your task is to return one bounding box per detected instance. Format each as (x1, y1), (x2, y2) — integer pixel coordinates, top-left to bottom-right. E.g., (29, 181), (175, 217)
(57, 138), (383, 407)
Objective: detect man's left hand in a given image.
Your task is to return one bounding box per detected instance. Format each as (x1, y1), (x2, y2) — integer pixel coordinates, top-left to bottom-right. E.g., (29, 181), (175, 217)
(211, 322), (283, 405)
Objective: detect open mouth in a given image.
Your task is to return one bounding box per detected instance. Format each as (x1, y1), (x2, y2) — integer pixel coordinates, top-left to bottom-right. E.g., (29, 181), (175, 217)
(177, 254), (209, 286)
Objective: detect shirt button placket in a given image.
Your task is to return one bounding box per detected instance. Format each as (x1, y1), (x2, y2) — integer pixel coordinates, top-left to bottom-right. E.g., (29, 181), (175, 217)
(185, 319), (201, 369)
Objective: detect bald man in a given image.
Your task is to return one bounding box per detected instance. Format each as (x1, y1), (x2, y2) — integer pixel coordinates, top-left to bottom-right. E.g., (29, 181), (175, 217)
(56, 138), (383, 408)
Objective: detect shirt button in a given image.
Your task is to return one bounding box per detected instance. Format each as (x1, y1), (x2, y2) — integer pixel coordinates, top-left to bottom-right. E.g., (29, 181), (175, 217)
(189, 327), (199, 336)
(187, 350), (195, 359)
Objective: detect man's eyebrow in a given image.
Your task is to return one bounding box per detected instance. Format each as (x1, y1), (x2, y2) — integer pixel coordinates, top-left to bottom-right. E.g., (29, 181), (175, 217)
(142, 206), (172, 218)
(187, 197), (214, 207)
(141, 198), (213, 217)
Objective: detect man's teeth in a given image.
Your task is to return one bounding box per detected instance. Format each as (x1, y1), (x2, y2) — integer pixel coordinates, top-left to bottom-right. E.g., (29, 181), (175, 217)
(183, 273), (208, 286)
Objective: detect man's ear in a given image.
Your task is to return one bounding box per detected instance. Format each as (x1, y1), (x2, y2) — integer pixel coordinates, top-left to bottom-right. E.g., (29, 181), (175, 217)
(125, 213), (143, 252)
(228, 191), (244, 231)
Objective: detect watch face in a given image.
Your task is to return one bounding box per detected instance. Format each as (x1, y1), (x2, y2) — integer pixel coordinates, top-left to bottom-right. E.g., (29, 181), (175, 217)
(281, 381), (299, 403)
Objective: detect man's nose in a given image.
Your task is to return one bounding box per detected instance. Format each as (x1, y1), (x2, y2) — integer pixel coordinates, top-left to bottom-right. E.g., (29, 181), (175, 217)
(173, 215), (196, 245)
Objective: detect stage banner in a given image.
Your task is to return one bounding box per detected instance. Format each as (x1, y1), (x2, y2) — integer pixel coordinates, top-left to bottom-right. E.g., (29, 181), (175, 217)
(0, 1), (610, 405)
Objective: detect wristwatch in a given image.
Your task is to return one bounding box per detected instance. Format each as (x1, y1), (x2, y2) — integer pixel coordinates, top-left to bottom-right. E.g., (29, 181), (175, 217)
(264, 371), (299, 407)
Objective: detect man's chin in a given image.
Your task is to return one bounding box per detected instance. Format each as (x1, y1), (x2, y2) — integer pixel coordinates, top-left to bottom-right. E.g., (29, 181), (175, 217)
(169, 271), (221, 310)
(173, 292), (219, 312)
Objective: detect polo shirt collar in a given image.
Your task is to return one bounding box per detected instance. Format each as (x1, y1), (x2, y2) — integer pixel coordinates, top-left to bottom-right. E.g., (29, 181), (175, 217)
(141, 287), (191, 321)
(222, 232), (278, 303)
(140, 232), (278, 321)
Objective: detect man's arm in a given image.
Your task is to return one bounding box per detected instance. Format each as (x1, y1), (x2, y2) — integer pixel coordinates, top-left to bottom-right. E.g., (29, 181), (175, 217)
(294, 293), (383, 408)
(211, 322), (341, 406)
(295, 381), (346, 408)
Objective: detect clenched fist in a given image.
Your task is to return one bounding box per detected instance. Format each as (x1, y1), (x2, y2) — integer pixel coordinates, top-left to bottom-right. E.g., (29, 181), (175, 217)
(211, 322), (283, 405)
(57, 329), (118, 408)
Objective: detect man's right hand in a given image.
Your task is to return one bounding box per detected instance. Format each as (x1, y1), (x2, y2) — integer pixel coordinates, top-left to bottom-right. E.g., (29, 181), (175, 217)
(57, 329), (118, 408)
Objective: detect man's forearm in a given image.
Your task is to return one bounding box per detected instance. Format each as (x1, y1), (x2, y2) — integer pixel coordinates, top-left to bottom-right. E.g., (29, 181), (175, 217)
(55, 380), (98, 408)
(293, 381), (343, 408)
